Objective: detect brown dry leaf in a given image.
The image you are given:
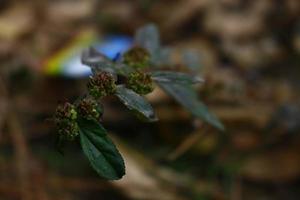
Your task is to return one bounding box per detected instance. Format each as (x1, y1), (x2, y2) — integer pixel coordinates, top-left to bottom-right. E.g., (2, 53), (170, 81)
(46, 0), (94, 23)
(175, 38), (220, 73)
(204, 0), (271, 39)
(146, 86), (169, 104)
(0, 5), (34, 41)
(242, 144), (300, 182)
(213, 103), (273, 129)
(230, 131), (261, 151)
(294, 33), (300, 54)
(222, 38), (282, 69)
(162, 0), (208, 31)
(112, 136), (189, 200)
(193, 131), (219, 154)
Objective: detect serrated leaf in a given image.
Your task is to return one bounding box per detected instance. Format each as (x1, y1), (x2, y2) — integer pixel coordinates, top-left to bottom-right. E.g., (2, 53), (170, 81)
(151, 71), (204, 84)
(115, 85), (157, 121)
(78, 118), (125, 180)
(156, 82), (225, 131)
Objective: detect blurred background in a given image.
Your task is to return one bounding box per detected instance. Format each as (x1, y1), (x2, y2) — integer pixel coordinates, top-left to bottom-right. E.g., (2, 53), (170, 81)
(0, 0), (300, 199)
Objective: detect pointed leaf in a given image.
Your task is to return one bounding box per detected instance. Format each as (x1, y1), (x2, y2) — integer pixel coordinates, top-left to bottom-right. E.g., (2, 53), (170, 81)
(81, 47), (116, 74)
(156, 82), (225, 131)
(151, 71), (204, 84)
(78, 119), (125, 180)
(81, 47), (111, 65)
(135, 24), (160, 56)
(82, 47), (134, 76)
(115, 86), (157, 121)
(134, 24), (173, 66)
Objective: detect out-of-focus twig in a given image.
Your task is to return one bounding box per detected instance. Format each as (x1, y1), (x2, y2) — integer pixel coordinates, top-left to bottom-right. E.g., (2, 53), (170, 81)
(7, 112), (32, 200)
(167, 121), (208, 161)
(0, 76), (8, 139)
(0, 75), (33, 200)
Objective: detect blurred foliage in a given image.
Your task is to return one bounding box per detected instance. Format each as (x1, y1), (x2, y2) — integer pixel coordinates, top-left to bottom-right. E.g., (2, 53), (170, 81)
(0, 0), (299, 199)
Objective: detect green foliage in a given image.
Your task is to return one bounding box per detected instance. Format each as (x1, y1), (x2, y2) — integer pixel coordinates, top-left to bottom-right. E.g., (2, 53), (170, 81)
(115, 85), (156, 121)
(156, 82), (225, 131)
(54, 23), (224, 180)
(134, 24), (224, 130)
(134, 24), (160, 59)
(151, 71), (204, 84)
(79, 118), (125, 180)
(134, 24), (172, 66)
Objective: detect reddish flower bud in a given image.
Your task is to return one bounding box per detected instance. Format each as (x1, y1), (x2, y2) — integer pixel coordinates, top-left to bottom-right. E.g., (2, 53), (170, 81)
(87, 72), (116, 99)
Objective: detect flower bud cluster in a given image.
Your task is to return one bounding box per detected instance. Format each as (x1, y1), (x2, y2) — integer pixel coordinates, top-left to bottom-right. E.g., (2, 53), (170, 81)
(54, 102), (79, 141)
(123, 47), (150, 69)
(87, 72), (116, 99)
(76, 97), (102, 121)
(127, 71), (154, 95)
(54, 47), (156, 142)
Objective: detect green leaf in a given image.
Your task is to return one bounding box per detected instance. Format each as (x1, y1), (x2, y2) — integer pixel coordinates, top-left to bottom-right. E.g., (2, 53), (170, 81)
(81, 47), (111, 65)
(151, 71), (204, 84)
(115, 85), (157, 121)
(134, 24), (169, 66)
(82, 47), (134, 76)
(81, 47), (116, 74)
(150, 47), (173, 66)
(78, 118), (125, 180)
(182, 50), (201, 72)
(135, 24), (160, 56)
(156, 47), (172, 65)
(156, 82), (225, 131)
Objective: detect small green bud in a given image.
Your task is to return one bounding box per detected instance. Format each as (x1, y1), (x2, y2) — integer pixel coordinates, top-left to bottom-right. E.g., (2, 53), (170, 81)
(123, 47), (150, 69)
(54, 102), (79, 141)
(57, 120), (79, 141)
(76, 97), (102, 121)
(87, 72), (116, 99)
(126, 71), (154, 95)
(70, 109), (77, 120)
